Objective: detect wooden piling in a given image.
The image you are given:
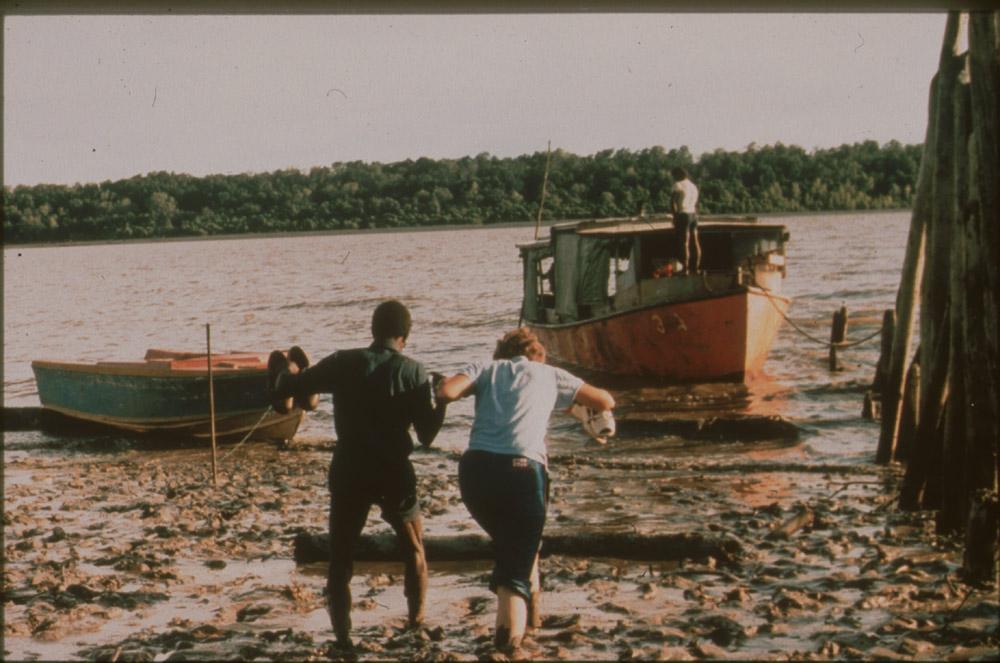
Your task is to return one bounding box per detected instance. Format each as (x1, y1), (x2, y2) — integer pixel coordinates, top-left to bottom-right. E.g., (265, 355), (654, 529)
(878, 61), (935, 464)
(960, 11), (1000, 583)
(890, 13), (965, 506)
(874, 310), (895, 395)
(893, 11), (999, 579)
(894, 356), (921, 464)
(938, 46), (974, 534)
(828, 306), (848, 371)
(864, 309), (895, 421)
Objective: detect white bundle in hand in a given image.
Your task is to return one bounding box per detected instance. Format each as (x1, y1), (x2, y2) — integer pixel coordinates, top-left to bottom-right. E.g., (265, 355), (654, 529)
(570, 404), (616, 444)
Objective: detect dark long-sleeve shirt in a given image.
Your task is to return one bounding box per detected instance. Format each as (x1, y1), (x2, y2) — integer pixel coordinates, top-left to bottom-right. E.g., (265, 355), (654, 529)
(292, 339), (443, 462)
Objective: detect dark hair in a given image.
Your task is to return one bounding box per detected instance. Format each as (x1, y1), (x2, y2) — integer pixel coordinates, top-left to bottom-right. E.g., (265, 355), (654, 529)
(671, 167), (688, 181)
(372, 300), (412, 340)
(493, 327), (546, 361)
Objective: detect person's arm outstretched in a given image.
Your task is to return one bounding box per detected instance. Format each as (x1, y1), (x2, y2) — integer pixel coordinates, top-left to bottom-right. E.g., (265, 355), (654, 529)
(435, 373), (475, 404)
(574, 383), (615, 412)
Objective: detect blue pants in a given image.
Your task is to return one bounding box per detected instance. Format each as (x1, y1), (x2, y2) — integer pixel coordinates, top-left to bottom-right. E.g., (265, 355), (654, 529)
(459, 450), (548, 600)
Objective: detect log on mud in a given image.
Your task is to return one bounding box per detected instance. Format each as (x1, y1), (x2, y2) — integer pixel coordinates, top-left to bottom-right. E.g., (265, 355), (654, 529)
(293, 530), (745, 566)
(766, 507), (815, 540)
(615, 415), (799, 443)
(2, 407), (86, 432)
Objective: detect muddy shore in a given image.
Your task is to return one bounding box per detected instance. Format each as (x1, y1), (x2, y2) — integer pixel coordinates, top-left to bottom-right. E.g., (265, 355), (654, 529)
(3, 425), (998, 662)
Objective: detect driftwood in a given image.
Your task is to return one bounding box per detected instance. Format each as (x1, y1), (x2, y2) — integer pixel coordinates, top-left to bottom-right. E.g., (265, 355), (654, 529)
(613, 415), (799, 443)
(765, 507), (815, 540)
(293, 530), (745, 567)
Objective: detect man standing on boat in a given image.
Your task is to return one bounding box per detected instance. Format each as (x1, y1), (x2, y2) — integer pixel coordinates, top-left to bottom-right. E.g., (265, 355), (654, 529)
(670, 167), (702, 274)
(270, 300), (447, 649)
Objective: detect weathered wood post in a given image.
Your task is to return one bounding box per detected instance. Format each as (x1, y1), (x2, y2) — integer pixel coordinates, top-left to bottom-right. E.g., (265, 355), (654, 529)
(864, 309), (896, 420)
(894, 355), (921, 464)
(828, 306), (848, 371)
(896, 11), (999, 581)
(938, 31), (974, 534)
(897, 14), (964, 509)
(877, 27), (940, 464)
(957, 11), (999, 581)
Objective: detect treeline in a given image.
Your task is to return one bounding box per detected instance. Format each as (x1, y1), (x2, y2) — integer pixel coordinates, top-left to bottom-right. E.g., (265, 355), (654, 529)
(3, 140), (921, 244)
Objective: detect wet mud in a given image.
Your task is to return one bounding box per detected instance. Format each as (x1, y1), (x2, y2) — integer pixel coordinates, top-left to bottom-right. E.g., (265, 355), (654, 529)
(4, 420), (999, 662)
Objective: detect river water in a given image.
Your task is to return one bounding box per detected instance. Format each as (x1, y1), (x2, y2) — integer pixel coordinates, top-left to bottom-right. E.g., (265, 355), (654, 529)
(7, 211), (951, 662)
(4, 210), (908, 459)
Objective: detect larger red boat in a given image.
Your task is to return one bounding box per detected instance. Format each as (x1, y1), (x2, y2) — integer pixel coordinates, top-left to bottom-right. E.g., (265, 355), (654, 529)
(518, 215), (789, 383)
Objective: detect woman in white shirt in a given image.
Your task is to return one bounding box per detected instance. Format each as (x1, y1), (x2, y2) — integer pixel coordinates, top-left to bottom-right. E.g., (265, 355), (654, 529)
(435, 328), (615, 654)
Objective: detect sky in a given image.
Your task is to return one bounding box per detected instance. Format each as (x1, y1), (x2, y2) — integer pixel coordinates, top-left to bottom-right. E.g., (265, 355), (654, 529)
(3, 12), (947, 188)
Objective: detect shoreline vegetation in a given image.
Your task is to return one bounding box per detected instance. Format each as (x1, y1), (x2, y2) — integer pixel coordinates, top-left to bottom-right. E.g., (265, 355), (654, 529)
(3, 141), (921, 246)
(3, 209), (912, 251)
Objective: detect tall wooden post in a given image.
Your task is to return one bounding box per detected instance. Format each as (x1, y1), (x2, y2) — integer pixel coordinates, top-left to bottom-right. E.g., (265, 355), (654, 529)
(959, 11), (1000, 582)
(877, 43), (937, 464)
(894, 11), (999, 582)
(897, 13), (964, 508)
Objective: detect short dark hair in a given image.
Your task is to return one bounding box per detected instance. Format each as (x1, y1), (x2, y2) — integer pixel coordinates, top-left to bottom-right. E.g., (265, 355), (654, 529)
(493, 327), (546, 361)
(671, 167), (688, 180)
(372, 300), (412, 340)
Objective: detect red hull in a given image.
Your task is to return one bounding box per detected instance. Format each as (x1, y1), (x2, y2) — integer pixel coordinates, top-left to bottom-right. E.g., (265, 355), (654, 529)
(528, 288), (788, 383)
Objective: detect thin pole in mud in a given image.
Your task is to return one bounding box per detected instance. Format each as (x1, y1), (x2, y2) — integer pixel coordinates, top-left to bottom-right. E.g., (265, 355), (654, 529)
(206, 324), (218, 487)
(534, 140), (552, 240)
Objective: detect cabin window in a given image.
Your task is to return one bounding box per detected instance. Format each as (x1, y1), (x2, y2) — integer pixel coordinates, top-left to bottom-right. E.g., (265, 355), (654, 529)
(538, 256), (554, 296)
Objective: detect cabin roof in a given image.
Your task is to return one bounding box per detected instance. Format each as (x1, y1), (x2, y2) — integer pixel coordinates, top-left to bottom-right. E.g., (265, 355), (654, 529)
(518, 215), (784, 248)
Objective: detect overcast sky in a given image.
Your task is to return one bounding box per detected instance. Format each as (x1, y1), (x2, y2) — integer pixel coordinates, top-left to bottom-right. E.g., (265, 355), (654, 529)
(3, 13), (946, 188)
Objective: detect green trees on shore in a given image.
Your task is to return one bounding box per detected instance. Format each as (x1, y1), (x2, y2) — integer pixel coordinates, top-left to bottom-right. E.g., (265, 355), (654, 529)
(3, 140), (921, 244)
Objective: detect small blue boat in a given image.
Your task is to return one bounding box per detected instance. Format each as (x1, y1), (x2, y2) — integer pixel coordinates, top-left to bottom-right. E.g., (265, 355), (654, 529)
(31, 349), (303, 441)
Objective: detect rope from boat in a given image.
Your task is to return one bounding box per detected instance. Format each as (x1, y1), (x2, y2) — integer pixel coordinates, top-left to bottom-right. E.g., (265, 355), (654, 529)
(751, 274), (885, 349)
(219, 406), (274, 461)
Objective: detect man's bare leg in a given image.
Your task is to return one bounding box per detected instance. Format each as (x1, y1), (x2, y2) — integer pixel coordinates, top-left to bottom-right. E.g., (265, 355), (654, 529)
(398, 516), (428, 628)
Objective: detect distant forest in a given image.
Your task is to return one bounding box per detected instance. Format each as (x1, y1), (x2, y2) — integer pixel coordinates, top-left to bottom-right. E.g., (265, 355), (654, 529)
(3, 140), (921, 244)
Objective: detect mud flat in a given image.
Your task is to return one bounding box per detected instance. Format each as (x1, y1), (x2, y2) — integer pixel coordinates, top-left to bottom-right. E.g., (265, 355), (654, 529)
(3, 429), (998, 662)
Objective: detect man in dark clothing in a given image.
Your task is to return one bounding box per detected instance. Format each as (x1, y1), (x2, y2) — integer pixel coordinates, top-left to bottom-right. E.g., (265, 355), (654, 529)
(274, 300), (447, 648)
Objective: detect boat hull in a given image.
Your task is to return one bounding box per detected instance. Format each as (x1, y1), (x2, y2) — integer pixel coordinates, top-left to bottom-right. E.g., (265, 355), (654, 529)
(31, 360), (302, 441)
(527, 288), (788, 383)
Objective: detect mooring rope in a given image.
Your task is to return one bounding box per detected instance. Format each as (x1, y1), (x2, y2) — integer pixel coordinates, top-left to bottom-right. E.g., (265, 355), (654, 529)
(219, 406), (274, 461)
(752, 275), (884, 350)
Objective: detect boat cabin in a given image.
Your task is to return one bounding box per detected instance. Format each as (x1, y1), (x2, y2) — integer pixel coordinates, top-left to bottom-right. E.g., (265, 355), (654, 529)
(519, 215), (789, 325)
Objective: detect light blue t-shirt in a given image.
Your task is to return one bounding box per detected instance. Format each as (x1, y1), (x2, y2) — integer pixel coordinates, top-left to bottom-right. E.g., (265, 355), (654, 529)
(459, 357), (584, 466)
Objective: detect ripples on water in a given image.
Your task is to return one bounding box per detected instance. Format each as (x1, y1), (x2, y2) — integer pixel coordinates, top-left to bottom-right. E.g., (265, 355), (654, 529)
(4, 212), (910, 463)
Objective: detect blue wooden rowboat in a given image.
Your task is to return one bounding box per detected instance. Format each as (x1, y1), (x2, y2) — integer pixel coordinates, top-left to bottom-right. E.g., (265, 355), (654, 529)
(30, 349), (303, 441)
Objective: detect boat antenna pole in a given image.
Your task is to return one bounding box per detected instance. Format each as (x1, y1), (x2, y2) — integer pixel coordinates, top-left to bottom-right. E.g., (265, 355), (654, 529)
(206, 324), (219, 487)
(534, 141), (552, 240)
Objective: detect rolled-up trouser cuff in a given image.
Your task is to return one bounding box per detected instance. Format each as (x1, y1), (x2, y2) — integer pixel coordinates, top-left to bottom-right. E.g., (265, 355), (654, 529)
(459, 450), (547, 603)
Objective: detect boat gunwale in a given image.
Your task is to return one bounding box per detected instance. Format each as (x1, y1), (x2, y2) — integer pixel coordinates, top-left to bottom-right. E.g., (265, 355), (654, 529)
(38, 402), (301, 431)
(524, 285), (789, 331)
(31, 359), (267, 378)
